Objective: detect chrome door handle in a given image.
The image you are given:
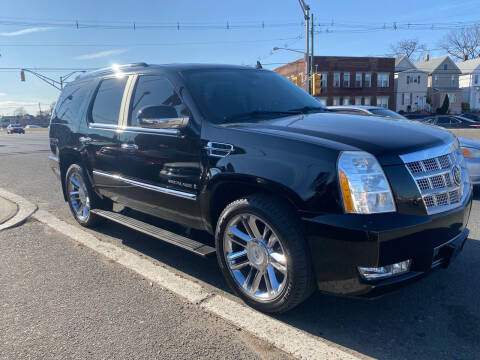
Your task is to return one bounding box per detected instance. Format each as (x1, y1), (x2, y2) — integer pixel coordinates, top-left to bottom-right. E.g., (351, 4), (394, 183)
(79, 136), (92, 143)
(121, 143), (138, 151)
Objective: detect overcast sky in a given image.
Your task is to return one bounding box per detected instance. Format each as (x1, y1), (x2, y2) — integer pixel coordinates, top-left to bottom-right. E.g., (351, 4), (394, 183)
(1, 0), (479, 115)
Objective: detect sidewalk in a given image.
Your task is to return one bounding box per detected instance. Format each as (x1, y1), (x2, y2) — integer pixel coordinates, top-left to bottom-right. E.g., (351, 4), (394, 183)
(0, 197), (17, 225)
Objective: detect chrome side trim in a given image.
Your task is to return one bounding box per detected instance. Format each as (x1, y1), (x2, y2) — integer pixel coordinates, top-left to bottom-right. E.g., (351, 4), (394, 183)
(88, 123), (179, 136)
(204, 142), (234, 158)
(48, 155), (59, 163)
(92, 170), (196, 200)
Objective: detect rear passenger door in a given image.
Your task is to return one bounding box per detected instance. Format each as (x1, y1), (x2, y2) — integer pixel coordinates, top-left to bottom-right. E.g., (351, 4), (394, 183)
(114, 74), (203, 229)
(80, 75), (131, 201)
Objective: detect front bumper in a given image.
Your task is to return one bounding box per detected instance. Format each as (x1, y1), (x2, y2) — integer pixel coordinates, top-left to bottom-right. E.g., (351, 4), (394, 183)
(302, 189), (473, 298)
(466, 158), (480, 185)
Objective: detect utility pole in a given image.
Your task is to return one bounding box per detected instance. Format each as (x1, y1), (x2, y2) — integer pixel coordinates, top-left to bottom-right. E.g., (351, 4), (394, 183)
(298, 0), (310, 94)
(310, 13), (314, 78)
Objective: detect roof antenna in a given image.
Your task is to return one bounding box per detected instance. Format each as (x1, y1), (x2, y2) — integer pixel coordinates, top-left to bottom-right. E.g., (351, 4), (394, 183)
(255, 61), (263, 69)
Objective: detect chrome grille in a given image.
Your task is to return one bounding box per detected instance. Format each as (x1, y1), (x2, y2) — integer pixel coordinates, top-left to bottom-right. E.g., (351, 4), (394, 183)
(401, 141), (469, 215)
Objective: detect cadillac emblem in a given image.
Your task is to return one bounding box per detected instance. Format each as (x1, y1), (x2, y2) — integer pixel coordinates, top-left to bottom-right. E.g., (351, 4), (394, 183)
(452, 165), (462, 186)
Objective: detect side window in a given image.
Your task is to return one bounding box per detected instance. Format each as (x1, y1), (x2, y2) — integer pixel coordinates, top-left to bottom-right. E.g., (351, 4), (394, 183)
(53, 83), (92, 124)
(90, 77), (127, 125)
(129, 75), (187, 127)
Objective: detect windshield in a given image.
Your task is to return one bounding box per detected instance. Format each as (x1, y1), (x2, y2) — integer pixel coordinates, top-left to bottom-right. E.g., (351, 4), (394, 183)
(181, 69), (326, 124)
(369, 108), (405, 119)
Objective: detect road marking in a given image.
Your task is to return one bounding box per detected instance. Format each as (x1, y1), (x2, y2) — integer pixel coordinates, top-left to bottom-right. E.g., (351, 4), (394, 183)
(0, 187), (366, 360)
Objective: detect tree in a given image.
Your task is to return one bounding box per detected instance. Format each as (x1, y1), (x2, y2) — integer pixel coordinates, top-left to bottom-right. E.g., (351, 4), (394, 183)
(389, 39), (427, 60)
(439, 24), (480, 61)
(437, 95), (450, 114)
(14, 107), (26, 117)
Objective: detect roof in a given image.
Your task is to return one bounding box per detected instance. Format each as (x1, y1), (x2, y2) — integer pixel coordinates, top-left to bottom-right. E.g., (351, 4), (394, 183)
(395, 56), (406, 66)
(415, 56), (460, 73)
(456, 57), (480, 74)
(77, 63), (259, 81)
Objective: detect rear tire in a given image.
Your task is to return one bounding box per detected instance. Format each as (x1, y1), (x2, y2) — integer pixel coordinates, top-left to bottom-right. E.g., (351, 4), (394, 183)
(65, 164), (110, 227)
(215, 194), (315, 313)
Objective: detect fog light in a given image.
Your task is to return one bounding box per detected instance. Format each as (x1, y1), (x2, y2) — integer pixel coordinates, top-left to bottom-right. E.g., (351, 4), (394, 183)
(358, 260), (411, 280)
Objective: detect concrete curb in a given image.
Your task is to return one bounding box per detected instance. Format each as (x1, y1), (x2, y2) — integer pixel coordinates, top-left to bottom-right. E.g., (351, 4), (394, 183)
(0, 189), (37, 231)
(0, 197), (18, 225)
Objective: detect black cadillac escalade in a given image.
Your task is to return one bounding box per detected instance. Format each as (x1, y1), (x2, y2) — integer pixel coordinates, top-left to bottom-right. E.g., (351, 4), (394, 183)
(49, 63), (472, 313)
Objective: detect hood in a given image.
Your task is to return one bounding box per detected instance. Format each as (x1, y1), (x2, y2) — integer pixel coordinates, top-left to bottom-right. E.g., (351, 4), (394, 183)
(227, 113), (455, 165)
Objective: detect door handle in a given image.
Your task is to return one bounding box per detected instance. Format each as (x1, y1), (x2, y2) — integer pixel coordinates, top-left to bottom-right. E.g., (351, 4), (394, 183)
(79, 136), (92, 144)
(121, 143), (139, 152)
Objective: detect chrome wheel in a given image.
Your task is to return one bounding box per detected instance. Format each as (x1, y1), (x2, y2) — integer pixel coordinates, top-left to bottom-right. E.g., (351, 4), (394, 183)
(67, 172), (90, 221)
(223, 213), (288, 302)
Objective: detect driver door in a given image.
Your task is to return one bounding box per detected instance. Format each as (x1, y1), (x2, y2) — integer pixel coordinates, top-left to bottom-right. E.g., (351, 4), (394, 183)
(114, 74), (203, 229)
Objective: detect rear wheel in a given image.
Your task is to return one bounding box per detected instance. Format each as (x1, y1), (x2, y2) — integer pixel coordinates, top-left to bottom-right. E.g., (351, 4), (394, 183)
(215, 194), (315, 313)
(65, 164), (109, 227)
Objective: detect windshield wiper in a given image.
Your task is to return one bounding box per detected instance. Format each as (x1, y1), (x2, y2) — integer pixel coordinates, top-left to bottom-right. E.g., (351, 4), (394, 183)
(223, 110), (300, 122)
(287, 106), (327, 114)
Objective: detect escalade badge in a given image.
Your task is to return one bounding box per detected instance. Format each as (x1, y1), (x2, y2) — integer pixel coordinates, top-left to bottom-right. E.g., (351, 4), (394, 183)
(452, 165), (461, 186)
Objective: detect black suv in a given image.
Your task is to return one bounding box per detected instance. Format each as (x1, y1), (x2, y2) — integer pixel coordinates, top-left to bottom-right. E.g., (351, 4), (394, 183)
(49, 63), (473, 313)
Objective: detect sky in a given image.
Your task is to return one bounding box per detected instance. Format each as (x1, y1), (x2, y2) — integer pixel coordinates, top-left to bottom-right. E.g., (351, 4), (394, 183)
(0, 0), (479, 115)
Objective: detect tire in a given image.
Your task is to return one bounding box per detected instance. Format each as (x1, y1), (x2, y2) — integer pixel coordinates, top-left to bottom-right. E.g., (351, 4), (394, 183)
(65, 164), (110, 227)
(215, 194), (315, 313)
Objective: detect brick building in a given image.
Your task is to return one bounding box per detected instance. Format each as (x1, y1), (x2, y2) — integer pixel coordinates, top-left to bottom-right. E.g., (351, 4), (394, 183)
(274, 56), (395, 110)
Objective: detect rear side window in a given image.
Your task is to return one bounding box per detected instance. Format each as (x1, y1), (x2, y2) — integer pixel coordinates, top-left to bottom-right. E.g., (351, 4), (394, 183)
(90, 77), (127, 124)
(128, 75), (186, 127)
(52, 82), (93, 124)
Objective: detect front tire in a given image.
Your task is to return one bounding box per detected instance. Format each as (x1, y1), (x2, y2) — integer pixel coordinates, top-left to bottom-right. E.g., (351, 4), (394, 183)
(65, 164), (107, 227)
(215, 194), (315, 313)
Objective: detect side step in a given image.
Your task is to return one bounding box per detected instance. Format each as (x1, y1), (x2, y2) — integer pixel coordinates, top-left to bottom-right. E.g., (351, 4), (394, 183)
(91, 209), (216, 257)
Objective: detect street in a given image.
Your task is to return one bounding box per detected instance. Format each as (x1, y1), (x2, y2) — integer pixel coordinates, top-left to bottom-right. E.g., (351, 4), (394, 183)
(1, 132), (480, 359)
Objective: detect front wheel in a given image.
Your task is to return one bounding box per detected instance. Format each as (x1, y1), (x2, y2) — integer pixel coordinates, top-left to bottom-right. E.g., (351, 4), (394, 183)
(215, 194), (315, 313)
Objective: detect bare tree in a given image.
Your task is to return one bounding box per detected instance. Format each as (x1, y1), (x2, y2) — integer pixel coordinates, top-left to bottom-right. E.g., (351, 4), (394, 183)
(439, 24), (480, 61)
(14, 107), (26, 117)
(389, 39), (427, 60)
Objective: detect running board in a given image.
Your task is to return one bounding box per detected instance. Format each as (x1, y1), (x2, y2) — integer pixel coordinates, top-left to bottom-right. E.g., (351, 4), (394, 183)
(91, 209), (216, 257)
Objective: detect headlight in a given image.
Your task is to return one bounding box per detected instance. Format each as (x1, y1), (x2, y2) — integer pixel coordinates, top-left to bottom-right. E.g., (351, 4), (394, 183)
(337, 151), (396, 214)
(461, 146), (480, 159)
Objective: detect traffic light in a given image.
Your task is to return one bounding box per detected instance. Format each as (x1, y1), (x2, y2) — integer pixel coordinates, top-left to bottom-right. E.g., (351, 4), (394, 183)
(291, 76), (302, 87)
(20, 70), (25, 82)
(312, 73), (322, 96)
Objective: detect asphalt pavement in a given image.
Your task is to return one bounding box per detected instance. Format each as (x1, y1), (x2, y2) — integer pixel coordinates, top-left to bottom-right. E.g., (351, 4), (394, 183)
(1, 133), (480, 359)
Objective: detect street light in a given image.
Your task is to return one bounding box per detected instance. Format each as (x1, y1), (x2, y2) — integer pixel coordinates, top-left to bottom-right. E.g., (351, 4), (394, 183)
(272, 47), (305, 54)
(298, 0), (310, 94)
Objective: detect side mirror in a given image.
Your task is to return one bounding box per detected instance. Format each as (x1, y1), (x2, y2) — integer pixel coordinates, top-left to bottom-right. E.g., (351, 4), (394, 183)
(136, 105), (189, 130)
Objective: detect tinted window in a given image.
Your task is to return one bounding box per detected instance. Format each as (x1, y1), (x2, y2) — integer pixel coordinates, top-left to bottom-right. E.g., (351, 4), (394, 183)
(53, 82), (93, 124)
(182, 69), (325, 124)
(437, 117), (452, 124)
(129, 75), (186, 126)
(90, 77), (127, 124)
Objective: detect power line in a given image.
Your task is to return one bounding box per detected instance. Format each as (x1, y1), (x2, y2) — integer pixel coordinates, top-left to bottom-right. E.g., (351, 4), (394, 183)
(0, 36), (303, 48)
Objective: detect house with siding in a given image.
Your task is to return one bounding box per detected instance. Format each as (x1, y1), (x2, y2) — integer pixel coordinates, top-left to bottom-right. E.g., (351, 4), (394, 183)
(456, 57), (480, 111)
(415, 55), (462, 114)
(394, 56), (428, 112)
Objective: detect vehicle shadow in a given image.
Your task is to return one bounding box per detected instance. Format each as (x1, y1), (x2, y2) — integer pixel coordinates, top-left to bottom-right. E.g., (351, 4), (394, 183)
(92, 208), (480, 360)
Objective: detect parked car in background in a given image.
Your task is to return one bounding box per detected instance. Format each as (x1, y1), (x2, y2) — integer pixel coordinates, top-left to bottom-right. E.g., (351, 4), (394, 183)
(460, 113), (480, 122)
(328, 105), (407, 119)
(25, 124), (42, 129)
(6, 124), (25, 134)
(422, 116), (480, 129)
(459, 137), (480, 187)
(404, 113), (427, 120)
